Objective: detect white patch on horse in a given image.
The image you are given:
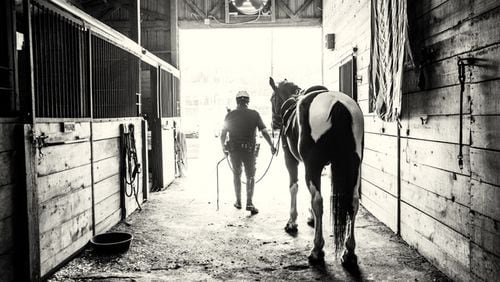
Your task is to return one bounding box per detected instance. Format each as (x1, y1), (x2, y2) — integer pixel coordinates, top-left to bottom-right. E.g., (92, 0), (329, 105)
(308, 92), (337, 142)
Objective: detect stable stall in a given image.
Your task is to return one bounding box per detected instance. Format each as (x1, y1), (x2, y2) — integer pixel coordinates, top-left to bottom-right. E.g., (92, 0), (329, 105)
(0, 0), (180, 280)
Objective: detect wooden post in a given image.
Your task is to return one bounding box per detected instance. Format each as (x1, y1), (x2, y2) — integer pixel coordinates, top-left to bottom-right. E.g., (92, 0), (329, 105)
(129, 0), (141, 116)
(88, 29), (96, 235)
(141, 119), (149, 200)
(119, 124), (127, 220)
(23, 125), (40, 282)
(170, 0), (179, 67)
(22, 0), (41, 279)
(225, 0), (229, 23)
(150, 66), (163, 190)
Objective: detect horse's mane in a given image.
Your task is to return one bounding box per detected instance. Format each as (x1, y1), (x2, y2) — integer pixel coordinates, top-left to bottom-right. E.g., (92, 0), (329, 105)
(278, 80), (301, 98)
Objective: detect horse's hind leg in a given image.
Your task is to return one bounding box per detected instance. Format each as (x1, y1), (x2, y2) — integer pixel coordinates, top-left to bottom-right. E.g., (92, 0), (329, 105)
(305, 161), (325, 264)
(284, 146), (299, 234)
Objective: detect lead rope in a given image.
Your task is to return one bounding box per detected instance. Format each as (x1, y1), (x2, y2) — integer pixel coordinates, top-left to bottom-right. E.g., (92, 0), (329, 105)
(226, 129), (282, 184)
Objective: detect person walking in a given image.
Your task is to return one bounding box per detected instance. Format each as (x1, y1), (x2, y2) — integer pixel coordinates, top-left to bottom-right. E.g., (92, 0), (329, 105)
(220, 90), (276, 215)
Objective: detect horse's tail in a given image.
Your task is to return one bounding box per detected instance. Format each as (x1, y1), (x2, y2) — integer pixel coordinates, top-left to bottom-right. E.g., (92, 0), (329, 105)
(327, 102), (359, 257)
(331, 190), (351, 256)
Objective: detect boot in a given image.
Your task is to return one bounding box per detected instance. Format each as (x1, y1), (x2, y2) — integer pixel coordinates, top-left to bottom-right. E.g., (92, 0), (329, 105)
(246, 177), (258, 215)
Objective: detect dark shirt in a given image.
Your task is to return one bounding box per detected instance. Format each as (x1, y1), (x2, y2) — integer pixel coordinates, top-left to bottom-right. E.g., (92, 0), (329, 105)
(223, 108), (266, 145)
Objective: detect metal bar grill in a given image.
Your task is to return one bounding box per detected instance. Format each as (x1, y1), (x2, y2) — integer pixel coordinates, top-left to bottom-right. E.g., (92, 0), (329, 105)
(0, 0), (16, 116)
(31, 0), (89, 118)
(91, 34), (140, 119)
(160, 70), (173, 118)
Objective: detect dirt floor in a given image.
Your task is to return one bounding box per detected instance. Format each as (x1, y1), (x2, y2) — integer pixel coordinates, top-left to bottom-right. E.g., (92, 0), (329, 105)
(49, 137), (450, 281)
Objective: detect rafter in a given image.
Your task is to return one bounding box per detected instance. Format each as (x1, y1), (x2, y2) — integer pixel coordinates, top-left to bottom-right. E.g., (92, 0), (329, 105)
(278, 0), (298, 20)
(184, 0), (206, 18)
(294, 0), (314, 16)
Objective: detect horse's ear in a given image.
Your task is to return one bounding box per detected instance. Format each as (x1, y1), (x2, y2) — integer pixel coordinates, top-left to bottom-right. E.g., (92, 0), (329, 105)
(269, 77), (277, 92)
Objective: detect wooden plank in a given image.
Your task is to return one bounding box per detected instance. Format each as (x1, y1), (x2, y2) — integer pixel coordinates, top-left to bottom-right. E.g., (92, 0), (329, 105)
(401, 181), (470, 236)
(400, 161), (470, 206)
(0, 123), (17, 152)
(36, 141), (91, 177)
(364, 115), (398, 135)
(40, 226), (91, 277)
(401, 138), (471, 175)
(363, 149), (398, 175)
(37, 164), (92, 204)
(0, 151), (16, 187)
(94, 174), (120, 204)
(403, 43), (500, 94)
(471, 79), (500, 115)
(471, 179), (500, 220)
(422, 4), (500, 62)
(93, 156), (120, 183)
(0, 185), (13, 220)
(0, 216), (13, 255)
(402, 85), (470, 116)
(403, 114), (471, 145)
(416, 0), (500, 40)
(471, 211), (500, 257)
(400, 203), (471, 282)
(471, 115), (500, 150)
(40, 209), (92, 265)
(360, 180), (398, 232)
(471, 148), (500, 186)
(471, 243), (500, 281)
(364, 133), (398, 156)
(95, 209), (121, 235)
(95, 192), (120, 224)
(92, 138), (120, 162)
(38, 186), (92, 234)
(409, 0), (448, 19)
(35, 122), (90, 144)
(361, 163), (397, 196)
(92, 120), (124, 140)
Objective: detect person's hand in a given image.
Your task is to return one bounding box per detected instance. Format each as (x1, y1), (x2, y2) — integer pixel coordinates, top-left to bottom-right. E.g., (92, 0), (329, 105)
(270, 146), (277, 155)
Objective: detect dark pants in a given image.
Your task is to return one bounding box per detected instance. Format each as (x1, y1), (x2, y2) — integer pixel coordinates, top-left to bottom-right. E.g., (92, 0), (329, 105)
(229, 148), (256, 178)
(229, 147), (257, 207)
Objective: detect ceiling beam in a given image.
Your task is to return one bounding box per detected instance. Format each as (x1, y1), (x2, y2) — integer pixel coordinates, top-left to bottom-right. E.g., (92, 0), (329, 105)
(105, 20), (170, 29)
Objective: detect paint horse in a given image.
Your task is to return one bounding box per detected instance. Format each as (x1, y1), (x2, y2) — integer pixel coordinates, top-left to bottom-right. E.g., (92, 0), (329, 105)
(269, 77), (364, 265)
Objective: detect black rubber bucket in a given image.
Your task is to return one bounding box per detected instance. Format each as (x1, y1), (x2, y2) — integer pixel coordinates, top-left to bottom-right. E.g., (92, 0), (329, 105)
(90, 232), (133, 254)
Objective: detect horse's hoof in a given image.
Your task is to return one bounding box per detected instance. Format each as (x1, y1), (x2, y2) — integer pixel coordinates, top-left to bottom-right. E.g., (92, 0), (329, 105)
(308, 250), (325, 265)
(284, 222), (298, 234)
(306, 218), (314, 228)
(341, 252), (358, 266)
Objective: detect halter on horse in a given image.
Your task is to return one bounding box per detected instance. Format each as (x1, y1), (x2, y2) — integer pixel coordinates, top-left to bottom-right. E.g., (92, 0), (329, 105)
(269, 77), (364, 265)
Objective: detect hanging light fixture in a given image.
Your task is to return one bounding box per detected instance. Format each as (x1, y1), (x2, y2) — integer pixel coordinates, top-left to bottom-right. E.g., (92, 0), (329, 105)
(231, 0), (269, 15)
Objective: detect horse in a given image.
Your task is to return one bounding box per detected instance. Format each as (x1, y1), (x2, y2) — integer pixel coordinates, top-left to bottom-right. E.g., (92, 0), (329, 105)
(269, 77), (364, 265)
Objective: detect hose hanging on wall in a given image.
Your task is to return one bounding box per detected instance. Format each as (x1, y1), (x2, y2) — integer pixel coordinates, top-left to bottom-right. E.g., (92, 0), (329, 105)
(122, 123), (142, 211)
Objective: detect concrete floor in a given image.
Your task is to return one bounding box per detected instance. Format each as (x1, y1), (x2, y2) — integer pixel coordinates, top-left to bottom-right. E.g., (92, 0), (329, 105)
(49, 137), (450, 281)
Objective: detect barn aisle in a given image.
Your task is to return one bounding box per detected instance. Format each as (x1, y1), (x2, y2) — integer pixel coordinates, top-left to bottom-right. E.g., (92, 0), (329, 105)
(46, 137), (449, 281)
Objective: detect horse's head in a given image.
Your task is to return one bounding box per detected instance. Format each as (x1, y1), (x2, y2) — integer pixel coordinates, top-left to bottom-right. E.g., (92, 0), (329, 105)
(269, 77), (301, 130)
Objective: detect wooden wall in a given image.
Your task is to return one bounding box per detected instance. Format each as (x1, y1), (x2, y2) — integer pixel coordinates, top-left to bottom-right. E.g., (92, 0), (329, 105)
(0, 120), (22, 281)
(32, 118), (144, 277)
(323, 0), (399, 232)
(323, 0), (500, 281)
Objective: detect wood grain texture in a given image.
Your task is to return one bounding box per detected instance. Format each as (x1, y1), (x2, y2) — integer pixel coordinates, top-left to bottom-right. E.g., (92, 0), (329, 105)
(400, 203), (470, 282)
(360, 180), (397, 232)
(471, 242), (500, 281)
(470, 148), (500, 186)
(37, 164), (92, 204)
(471, 211), (500, 257)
